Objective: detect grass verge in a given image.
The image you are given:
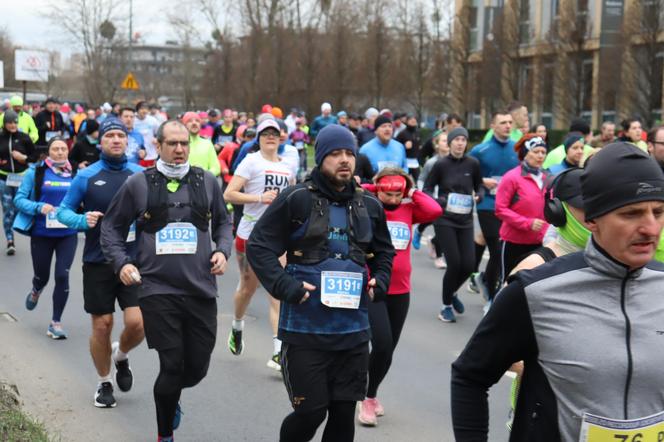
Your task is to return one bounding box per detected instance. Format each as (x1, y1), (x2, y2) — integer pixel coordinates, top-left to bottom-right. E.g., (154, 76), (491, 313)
(0, 382), (49, 442)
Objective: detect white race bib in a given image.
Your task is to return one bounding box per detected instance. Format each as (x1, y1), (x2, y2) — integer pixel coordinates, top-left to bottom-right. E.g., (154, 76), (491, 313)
(446, 193), (473, 215)
(219, 135), (233, 145)
(6, 173), (24, 188)
(387, 221), (411, 250)
(320, 271), (363, 309)
(45, 131), (61, 142)
(407, 158), (419, 169)
(377, 161), (398, 171)
(155, 222), (197, 255)
(45, 211), (67, 229)
(126, 222), (136, 242)
(295, 141), (304, 150)
(579, 410), (664, 442)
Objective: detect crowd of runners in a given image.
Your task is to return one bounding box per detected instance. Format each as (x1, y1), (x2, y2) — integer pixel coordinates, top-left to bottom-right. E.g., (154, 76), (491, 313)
(2, 93), (664, 441)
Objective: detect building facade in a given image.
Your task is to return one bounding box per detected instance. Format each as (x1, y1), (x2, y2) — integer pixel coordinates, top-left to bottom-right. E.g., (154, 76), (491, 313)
(450, 0), (664, 130)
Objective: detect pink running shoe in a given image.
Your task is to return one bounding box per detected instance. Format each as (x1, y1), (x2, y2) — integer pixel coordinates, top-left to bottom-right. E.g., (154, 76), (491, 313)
(358, 399), (378, 426)
(374, 398), (385, 417)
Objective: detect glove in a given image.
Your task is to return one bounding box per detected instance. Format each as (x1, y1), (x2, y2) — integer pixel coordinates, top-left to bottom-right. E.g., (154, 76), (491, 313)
(285, 284), (308, 305)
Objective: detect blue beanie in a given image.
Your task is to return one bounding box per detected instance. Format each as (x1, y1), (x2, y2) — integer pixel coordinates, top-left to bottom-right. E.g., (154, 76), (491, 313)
(315, 124), (357, 166)
(99, 117), (127, 138)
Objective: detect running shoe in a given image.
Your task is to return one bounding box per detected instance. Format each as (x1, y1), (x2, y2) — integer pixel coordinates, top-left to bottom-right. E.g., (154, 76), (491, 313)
(468, 272), (480, 294)
(475, 272), (490, 302)
(228, 328), (244, 355)
(358, 398), (378, 426)
(412, 228), (421, 250)
(438, 307), (456, 323)
(267, 353), (281, 371)
(452, 295), (465, 315)
(94, 381), (116, 408)
(112, 341), (134, 392)
(434, 257), (447, 269)
(25, 289), (40, 311)
(6, 241), (15, 256)
(374, 398), (385, 417)
(157, 436), (174, 442)
(173, 401), (183, 430)
(47, 322), (67, 340)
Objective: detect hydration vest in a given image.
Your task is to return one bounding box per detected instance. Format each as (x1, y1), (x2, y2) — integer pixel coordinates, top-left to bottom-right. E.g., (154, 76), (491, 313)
(139, 167), (211, 234)
(280, 180), (374, 335)
(287, 180), (374, 266)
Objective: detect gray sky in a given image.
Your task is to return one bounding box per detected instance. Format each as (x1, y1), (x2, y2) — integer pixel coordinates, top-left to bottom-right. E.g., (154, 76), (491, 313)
(2, 0), (173, 53)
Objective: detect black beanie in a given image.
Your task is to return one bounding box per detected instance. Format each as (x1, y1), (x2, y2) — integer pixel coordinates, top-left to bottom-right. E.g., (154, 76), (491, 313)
(569, 118), (590, 135)
(581, 142), (664, 221)
(314, 124), (357, 165)
(373, 115), (392, 132)
(563, 132), (584, 153)
(84, 118), (100, 135)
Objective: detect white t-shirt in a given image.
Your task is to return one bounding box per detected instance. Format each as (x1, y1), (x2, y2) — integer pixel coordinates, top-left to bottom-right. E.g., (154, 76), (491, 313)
(235, 151), (294, 239)
(134, 114), (160, 160)
(281, 144), (300, 178)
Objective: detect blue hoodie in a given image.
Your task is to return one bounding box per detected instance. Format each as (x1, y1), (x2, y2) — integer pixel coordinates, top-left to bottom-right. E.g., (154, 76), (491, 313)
(468, 135), (518, 212)
(57, 154), (142, 263)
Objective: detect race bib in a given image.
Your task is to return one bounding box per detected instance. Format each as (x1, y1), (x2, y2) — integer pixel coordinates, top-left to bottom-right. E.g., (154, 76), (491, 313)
(320, 271), (363, 309)
(387, 221), (411, 250)
(126, 222), (136, 242)
(6, 173), (24, 188)
(407, 158), (419, 169)
(579, 410), (664, 442)
(377, 161), (398, 171)
(45, 131), (61, 142)
(446, 193), (473, 215)
(155, 222), (197, 255)
(489, 176), (502, 196)
(45, 211), (67, 229)
(219, 135), (233, 145)
(295, 141), (304, 150)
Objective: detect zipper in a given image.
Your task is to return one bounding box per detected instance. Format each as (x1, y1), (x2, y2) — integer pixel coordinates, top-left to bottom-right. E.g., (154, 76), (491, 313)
(619, 274), (633, 420)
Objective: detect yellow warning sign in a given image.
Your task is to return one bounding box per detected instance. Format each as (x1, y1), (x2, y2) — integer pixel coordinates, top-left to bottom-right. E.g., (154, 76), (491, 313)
(121, 72), (139, 90)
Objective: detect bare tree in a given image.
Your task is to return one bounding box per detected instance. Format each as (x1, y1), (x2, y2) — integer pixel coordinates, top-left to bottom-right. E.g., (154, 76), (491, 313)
(46, 0), (128, 104)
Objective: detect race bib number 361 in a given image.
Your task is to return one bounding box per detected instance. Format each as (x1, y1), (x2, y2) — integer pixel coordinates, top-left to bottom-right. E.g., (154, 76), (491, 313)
(579, 410), (664, 442)
(156, 222), (197, 255)
(320, 271), (363, 309)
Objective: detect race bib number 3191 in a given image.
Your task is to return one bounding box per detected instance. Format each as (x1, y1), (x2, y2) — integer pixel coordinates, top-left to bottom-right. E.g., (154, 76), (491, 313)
(320, 271), (363, 309)
(579, 410), (664, 442)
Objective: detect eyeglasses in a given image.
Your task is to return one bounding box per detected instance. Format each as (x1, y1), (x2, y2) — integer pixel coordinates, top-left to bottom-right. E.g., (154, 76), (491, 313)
(164, 140), (190, 147)
(260, 130), (280, 138)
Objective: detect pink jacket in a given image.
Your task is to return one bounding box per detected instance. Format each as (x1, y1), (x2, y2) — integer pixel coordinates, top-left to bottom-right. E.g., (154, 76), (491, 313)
(495, 165), (549, 245)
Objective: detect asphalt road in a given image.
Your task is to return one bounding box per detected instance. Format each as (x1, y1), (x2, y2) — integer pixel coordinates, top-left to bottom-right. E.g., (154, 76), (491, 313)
(0, 233), (512, 441)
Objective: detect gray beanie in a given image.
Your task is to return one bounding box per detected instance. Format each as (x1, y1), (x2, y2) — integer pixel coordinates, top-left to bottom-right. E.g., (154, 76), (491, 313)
(3, 109), (18, 125)
(447, 127), (469, 145)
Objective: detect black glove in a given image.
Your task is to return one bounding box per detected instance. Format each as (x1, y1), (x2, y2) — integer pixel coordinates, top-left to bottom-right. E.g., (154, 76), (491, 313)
(370, 277), (389, 303)
(285, 283), (309, 304)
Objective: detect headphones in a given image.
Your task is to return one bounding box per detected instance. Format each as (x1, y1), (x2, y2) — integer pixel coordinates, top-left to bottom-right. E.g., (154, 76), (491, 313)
(543, 168), (578, 227)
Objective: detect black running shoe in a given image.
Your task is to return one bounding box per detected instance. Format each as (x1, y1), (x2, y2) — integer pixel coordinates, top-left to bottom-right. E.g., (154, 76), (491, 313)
(112, 341), (133, 392)
(94, 382), (116, 408)
(228, 328), (244, 355)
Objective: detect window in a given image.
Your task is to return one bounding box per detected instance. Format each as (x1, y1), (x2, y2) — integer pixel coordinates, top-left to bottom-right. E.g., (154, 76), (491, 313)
(541, 62), (555, 112)
(519, 0), (533, 44)
(518, 61), (534, 108)
(469, 4), (479, 51)
(580, 58), (594, 111)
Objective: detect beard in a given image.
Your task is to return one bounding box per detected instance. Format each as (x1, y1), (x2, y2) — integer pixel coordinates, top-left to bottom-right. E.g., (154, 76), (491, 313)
(324, 171), (352, 188)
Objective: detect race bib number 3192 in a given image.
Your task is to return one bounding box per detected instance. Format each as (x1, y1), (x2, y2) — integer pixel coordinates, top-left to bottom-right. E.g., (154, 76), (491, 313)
(320, 271), (363, 309)
(156, 222), (197, 255)
(579, 410), (664, 442)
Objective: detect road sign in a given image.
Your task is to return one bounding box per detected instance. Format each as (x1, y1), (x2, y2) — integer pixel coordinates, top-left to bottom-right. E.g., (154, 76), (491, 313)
(15, 50), (49, 82)
(121, 72), (139, 90)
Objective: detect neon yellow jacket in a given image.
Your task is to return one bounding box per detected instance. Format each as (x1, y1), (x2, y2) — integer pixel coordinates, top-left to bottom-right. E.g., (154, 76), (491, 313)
(189, 135), (220, 176)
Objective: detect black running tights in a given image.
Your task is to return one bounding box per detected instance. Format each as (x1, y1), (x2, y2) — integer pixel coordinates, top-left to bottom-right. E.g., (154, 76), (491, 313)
(434, 225), (475, 306)
(280, 401), (356, 442)
(367, 294), (410, 398)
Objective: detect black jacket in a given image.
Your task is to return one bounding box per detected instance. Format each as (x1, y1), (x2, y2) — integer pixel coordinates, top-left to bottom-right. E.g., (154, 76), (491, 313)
(69, 137), (100, 170)
(0, 130), (36, 176)
(34, 110), (66, 146)
(396, 126), (421, 160)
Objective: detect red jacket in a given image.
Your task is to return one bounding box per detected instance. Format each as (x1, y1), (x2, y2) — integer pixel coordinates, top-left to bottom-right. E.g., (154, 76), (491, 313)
(363, 185), (442, 294)
(218, 142), (239, 184)
(495, 165), (549, 245)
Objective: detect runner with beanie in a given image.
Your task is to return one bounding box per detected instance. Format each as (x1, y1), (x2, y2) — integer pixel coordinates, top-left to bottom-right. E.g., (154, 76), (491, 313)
(424, 127), (483, 322)
(359, 115), (408, 174)
(547, 132), (585, 175)
(452, 142), (664, 440)
(247, 124), (394, 442)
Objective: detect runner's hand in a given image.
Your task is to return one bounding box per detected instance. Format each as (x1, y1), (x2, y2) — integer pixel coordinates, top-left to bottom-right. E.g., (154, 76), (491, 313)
(299, 282), (315, 304)
(40, 203), (55, 215)
(85, 211), (104, 228)
(210, 252), (227, 275)
(531, 219), (545, 232)
(79, 161), (88, 169)
(119, 264), (142, 286)
(483, 178), (498, 189)
(260, 190), (278, 204)
(11, 150), (27, 163)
